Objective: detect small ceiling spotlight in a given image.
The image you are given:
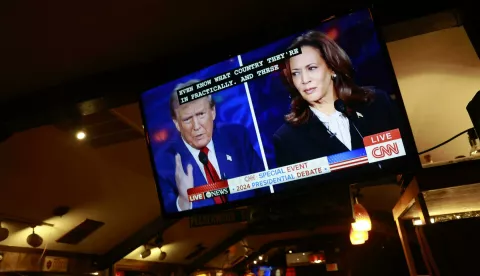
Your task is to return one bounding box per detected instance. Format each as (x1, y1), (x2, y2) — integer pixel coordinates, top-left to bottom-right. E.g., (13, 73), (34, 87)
(253, 260), (257, 264)
(288, 250), (292, 254)
(76, 131), (86, 140)
(158, 247), (167, 261)
(140, 246), (151, 259)
(258, 255), (263, 261)
(27, 228), (43, 248)
(0, 222), (9, 242)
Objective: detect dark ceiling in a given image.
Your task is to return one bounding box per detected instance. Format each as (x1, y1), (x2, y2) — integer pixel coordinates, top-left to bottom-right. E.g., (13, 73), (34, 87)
(0, 2), (458, 134)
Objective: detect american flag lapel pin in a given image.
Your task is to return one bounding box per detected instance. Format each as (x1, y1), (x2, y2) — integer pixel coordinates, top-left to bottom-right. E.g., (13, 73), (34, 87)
(226, 154), (232, 161)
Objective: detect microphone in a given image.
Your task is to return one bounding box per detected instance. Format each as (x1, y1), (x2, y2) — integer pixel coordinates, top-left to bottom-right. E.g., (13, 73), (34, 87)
(334, 99), (348, 115)
(198, 151), (226, 203)
(334, 99), (364, 139)
(335, 99), (382, 170)
(198, 151), (215, 181)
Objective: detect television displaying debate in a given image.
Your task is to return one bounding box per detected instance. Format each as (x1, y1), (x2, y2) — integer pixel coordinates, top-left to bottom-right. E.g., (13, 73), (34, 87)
(141, 8), (416, 216)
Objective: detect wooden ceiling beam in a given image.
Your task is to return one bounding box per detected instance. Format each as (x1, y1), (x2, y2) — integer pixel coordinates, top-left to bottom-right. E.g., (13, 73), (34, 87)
(93, 217), (178, 271)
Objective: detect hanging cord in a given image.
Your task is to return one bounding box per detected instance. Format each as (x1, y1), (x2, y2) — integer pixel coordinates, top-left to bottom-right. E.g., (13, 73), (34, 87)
(38, 226), (54, 264)
(418, 128), (473, 155)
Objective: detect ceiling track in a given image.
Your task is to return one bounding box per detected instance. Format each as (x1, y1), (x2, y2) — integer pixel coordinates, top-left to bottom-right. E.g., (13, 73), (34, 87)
(0, 213), (54, 227)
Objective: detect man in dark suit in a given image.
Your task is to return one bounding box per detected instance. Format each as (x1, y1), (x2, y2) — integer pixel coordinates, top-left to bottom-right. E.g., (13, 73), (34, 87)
(156, 80), (266, 213)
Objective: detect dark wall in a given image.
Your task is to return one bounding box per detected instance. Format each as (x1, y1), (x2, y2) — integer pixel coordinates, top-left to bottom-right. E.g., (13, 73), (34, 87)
(423, 218), (480, 275)
(461, 6), (480, 59)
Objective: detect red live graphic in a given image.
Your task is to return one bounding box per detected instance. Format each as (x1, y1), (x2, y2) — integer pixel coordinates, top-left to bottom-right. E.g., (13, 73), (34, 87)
(187, 180), (229, 202)
(364, 128), (405, 161)
(188, 193), (204, 202)
(363, 129), (401, 147)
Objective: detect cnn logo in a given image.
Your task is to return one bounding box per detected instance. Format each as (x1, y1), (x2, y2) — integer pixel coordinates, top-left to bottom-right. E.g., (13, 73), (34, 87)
(372, 143), (400, 158)
(244, 174), (256, 182)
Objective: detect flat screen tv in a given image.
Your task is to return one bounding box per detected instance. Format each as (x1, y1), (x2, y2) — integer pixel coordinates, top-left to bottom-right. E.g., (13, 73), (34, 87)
(140, 8), (420, 217)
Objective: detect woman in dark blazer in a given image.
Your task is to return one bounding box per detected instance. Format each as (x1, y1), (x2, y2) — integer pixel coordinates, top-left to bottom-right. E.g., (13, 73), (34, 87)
(273, 30), (399, 167)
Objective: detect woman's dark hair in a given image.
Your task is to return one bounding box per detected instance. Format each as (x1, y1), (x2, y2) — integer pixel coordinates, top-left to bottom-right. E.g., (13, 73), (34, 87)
(282, 30), (374, 125)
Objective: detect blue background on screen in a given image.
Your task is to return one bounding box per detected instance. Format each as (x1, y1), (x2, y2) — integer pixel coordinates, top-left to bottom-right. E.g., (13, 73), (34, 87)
(141, 58), (262, 161)
(239, 9), (395, 169)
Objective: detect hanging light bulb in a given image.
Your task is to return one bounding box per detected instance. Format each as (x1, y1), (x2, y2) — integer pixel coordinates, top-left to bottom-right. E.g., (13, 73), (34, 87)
(350, 225), (367, 245)
(351, 221), (371, 234)
(27, 228), (43, 248)
(352, 198), (371, 231)
(158, 247), (167, 261)
(350, 236), (364, 245)
(351, 227), (369, 241)
(140, 245), (151, 259)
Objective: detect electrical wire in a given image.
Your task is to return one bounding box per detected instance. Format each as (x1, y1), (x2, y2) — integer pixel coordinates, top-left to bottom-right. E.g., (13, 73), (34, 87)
(38, 225), (54, 264)
(418, 128), (473, 155)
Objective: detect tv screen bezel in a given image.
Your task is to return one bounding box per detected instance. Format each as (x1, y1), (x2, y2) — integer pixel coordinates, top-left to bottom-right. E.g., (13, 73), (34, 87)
(139, 6), (421, 219)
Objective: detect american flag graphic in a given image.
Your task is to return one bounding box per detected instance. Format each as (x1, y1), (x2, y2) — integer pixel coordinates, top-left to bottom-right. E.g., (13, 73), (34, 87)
(327, 148), (369, 171)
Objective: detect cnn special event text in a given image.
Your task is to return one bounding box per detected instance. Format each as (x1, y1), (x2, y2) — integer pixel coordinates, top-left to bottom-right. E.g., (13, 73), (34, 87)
(228, 157), (331, 194)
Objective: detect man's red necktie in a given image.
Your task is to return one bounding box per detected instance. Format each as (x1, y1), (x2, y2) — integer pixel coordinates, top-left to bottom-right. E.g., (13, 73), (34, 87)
(200, 147), (227, 204)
